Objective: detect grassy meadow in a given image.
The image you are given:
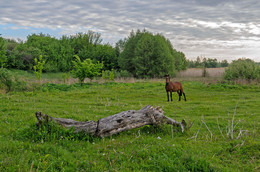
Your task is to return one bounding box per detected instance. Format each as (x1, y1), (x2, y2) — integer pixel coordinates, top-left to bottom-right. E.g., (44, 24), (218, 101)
(0, 71), (259, 171)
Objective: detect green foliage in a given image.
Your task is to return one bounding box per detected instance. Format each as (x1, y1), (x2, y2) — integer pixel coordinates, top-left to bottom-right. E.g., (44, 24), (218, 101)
(109, 69), (114, 80)
(7, 42), (42, 70)
(71, 55), (103, 84)
(102, 69), (114, 81)
(220, 59), (229, 67)
(0, 68), (28, 92)
(62, 72), (70, 83)
(102, 70), (109, 80)
(0, 67), (13, 92)
(33, 55), (45, 80)
(26, 33), (73, 72)
(118, 30), (143, 74)
(0, 36), (7, 67)
(224, 58), (260, 80)
(134, 32), (176, 78)
(15, 122), (96, 143)
(114, 69), (133, 78)
(4, 30), (189, 77)
(118, 30), (186, 78)
(92, 44), (118, 71)
(188, 57), (229, 68)
(173, 50), (188, 71)
(5, 32), (120, 72)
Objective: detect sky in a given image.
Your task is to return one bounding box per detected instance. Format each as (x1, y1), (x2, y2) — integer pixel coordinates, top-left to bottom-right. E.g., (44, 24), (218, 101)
(0, 0), (259, 62)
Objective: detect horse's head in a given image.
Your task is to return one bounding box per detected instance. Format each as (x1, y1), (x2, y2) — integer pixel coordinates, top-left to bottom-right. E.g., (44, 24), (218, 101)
(165, 75), (170, 84)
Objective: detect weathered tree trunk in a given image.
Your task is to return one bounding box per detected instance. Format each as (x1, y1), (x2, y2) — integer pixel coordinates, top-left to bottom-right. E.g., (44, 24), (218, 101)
(35, 105), (186, 137)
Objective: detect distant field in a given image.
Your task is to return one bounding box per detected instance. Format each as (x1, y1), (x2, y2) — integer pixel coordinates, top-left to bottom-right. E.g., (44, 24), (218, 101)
(0, 74), (259, 171)
(177, 68), (226, 78)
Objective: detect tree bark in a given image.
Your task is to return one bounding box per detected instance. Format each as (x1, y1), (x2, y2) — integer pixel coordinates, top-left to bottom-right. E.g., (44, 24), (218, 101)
(35, 105), (186, 137)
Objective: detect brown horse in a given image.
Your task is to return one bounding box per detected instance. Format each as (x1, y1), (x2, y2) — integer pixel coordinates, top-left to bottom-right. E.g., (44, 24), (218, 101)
(165, 75), (186, 102)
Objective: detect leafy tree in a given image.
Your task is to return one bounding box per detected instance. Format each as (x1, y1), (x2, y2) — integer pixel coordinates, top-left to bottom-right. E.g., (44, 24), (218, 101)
(59, 36), (75, 71)
(92, 44), (118, 70)
(133, 33), (176, 77)
(8, 43), (42, 70)
(115, 39), (126, 58)
(188, 57), (229, 68)
(5, 38), (18, 52)
(26, 34), (60, 72)
(70, 32), (102, 59)
(0, 36), (7, 67)
(172, 50), (187, 71)
(220, 60), (229, 67)
(195, 56), (202, 67)
(3, 31), (119, 73)
(224, 58), (260, 80)
(133, 32), (155, 77)
(118, 30), (144, 75)
(118, 30), (185, 78)
(202, 58), (217, 68)
(71, 55), (103, 84)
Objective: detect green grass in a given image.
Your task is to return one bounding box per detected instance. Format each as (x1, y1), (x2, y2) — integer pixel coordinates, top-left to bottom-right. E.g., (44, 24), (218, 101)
(9, 69), (69, 81)
(0, 78), (259, 171)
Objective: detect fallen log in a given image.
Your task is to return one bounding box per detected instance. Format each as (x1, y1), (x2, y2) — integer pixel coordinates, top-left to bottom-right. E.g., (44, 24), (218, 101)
(35, 105), (187, 137)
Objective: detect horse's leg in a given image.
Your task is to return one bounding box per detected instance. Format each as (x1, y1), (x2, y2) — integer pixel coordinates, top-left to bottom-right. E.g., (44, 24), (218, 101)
(178, 91), (181, 101)
(183, 92), (186, 101)
(170, 91), (173, 101)
(167, 91), (169, 101)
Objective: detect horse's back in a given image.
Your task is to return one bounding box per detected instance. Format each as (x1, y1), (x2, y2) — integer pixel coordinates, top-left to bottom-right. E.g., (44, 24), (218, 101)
(165, 82), (182, 92)
(172, 82), (183, 91)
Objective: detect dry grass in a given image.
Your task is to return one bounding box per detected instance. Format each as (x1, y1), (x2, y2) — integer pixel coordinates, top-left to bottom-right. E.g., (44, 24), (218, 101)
(177, 68), (226, 78)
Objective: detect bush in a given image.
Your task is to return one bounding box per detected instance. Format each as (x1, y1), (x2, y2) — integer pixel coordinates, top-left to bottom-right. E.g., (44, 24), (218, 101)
(71, 55), (103, 84)
(33, 55), (45, 80)
(224, 58), (260, 80)
(0, 68), (28, 92)
(114, 70), (133, 78)
(0, 36), (7, 67)
(0, 68), (13, 92)
(102, 69), (114, 81)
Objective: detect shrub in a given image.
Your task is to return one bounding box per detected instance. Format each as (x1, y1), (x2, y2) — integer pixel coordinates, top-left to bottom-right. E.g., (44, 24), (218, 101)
(62, 72), (70, 83)
(109, 69), (114, 80)
(33, 55), (45, 80)
(101, 70), (109, 80)
(0, 68), (28, 92)
(114, 70), (133, 78)
(71, 55), (103, 84)
(0, 36), (7, 68)
(102, 69), (114, 81)
(224, 58), (260, 80)
(0, 68), (13, 92)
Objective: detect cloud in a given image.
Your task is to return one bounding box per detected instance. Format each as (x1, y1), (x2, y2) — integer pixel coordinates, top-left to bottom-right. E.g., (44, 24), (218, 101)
(0, 0), (259, 61)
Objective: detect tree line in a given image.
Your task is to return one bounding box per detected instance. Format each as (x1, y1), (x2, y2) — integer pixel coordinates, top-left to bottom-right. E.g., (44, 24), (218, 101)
(187, 56), (229, 68)
(0, 30), (187, 78)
